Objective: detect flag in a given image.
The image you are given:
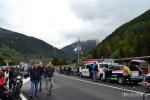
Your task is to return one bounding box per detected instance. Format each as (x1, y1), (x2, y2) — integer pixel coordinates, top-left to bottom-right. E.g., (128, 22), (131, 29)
(73, 39), (81, 52)
(73, 47), (78, 52)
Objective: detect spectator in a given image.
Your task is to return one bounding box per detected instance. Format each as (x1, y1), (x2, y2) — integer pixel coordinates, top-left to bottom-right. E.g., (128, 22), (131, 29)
(29, 64), (40, 99)
(38, 65), (44, 91)
(45, 64), (55, 95)
(9, 67), (14, 89)
(92, 62), (98, 81)
(0, 70), (13, 100)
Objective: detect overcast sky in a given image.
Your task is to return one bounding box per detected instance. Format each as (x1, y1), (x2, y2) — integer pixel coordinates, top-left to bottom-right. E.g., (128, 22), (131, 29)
(0, 0), (150, 49)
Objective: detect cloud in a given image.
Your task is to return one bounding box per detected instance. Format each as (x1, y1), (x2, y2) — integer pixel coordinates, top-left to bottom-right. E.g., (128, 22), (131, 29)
(67, 0), (150, 40)
(0, 0), (150, 48)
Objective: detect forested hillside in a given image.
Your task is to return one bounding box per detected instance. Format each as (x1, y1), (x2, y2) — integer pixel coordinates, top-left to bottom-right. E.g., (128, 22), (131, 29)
(0, 27), (66, 63)
(90, 10), (150, 59)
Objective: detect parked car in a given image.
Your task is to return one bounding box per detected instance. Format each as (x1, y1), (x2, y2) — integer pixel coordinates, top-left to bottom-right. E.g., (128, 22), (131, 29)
(71, 67), (79, 76)
(102, 64), (143, 84)
(79, 65), (91, 78)
(128, 59), (148, 74)
(79, 63), (116, 79)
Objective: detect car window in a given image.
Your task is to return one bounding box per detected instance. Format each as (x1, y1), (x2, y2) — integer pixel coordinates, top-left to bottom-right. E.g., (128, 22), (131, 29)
(110, 65), (124, 70)
(86, 65), (90, 69)
(81, 66), (85, 69)
(108, 65), (113, 69)
(145, 76), (150, 81)
(99, 64), (109, 68)
(129, 66), (139, 71)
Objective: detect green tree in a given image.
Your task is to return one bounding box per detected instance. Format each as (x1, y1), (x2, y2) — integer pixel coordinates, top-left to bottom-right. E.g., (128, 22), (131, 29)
(52, 58), (58, 66)
(0, 57), (5, 66)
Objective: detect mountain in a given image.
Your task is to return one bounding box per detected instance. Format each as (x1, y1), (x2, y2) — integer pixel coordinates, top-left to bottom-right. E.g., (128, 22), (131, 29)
(90, 10), (150, 59)
(62, 40), (97, 58)
(0, 27), (66, 62)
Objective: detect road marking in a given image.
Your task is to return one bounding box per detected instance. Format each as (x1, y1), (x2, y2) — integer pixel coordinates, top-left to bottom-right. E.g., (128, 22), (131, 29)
(57, 74), (150, 96)
(20, 78), (30, 100)
(20, 93), (27, 100)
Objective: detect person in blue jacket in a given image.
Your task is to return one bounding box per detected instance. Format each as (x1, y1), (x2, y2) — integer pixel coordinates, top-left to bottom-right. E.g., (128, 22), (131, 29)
(92, 62), (98, 81)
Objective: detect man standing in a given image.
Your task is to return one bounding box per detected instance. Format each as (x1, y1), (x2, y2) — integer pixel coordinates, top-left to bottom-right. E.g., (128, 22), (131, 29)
(38, 65), (44, 91)
(29, 64), (40, 99)
(45, 64), (54, 96)
(9, 67), (14, 89)
(92, 62), (98, 81)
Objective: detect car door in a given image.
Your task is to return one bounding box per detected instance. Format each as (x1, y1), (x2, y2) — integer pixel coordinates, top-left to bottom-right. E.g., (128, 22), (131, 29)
(107, 65), (113, 78)
(82, 65), (90, 77)
(99, 64), (109, 79)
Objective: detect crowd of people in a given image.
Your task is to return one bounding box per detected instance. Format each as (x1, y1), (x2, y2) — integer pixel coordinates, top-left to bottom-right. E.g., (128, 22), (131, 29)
(28, 63), (55, 99)
(0, 62), (55, 100)
(0, 66), (22, 100)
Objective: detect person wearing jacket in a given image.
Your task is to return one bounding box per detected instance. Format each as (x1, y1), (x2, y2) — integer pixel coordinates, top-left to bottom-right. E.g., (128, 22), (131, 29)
(92, 62), (98, 81)
(0, 70), (14, 100)
(44, 64), (54, 95)
(29, 64), (40, 99)
(38, 65), (44, 91)
(9, 67), (14, 89)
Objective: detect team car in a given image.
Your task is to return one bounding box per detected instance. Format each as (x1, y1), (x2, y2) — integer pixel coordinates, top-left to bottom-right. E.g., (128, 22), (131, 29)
(101, 64), (143, 84)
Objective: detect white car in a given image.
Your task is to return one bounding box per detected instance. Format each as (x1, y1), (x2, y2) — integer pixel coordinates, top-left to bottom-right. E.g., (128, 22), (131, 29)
(79, 63), (118, 79)
(79, 65), (90, 77)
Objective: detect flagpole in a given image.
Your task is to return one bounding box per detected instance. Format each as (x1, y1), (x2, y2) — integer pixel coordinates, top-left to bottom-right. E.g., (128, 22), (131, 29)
(78, 39), (80, 63)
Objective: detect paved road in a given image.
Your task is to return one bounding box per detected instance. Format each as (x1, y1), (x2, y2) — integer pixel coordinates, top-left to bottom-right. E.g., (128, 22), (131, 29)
(21, 74), (150, 100)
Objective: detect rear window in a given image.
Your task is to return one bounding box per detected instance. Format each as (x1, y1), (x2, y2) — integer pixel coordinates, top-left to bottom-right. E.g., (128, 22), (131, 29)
(129, 61), (147, 68)
(129, 66), (139, 71)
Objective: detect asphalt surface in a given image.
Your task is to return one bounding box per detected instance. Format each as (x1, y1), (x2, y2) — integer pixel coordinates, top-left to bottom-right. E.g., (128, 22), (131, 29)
(21, 73), (150, 100)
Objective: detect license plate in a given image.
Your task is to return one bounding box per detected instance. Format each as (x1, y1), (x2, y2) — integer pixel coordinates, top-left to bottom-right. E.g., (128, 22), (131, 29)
(131, 71), (139, 77)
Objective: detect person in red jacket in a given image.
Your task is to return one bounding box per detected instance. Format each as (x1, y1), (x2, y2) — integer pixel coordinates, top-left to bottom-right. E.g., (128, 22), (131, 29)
(0, 70), (14, 100)
(0, 70), (6, 91)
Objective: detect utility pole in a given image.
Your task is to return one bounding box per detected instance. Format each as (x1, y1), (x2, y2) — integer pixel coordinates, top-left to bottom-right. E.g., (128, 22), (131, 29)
(77, 39), (80, 64)
(78, 49), (80, 63)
